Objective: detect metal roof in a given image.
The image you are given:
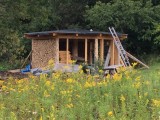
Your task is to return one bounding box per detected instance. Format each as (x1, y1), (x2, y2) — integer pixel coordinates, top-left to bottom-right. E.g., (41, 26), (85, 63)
(24, 29), (125, 36)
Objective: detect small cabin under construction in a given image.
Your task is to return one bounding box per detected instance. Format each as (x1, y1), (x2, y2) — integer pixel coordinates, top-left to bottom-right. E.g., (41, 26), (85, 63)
(24, 29), (128, 69)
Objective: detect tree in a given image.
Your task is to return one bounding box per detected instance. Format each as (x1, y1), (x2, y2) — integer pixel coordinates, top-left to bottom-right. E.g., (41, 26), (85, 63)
(85, 0), (160, 54)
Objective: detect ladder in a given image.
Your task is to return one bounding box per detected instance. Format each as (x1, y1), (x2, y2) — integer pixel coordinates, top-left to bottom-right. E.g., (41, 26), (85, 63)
(108, 27), (130, 66)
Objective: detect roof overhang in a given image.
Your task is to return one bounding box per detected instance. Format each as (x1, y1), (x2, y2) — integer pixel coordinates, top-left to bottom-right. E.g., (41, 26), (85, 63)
(24, 29), (128, 40)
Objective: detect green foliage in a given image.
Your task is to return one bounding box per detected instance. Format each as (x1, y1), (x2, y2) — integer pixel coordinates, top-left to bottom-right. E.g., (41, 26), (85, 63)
(0, 64), (160, 119)
(85, 0), (160, 53)
(0, 0), (160, 68)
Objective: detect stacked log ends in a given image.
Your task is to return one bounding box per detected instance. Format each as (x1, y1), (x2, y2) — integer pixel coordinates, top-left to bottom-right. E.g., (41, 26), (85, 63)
(32, 39), (57, 68)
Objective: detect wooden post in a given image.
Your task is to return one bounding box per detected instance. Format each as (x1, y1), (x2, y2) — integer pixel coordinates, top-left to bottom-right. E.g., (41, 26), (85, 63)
(110, 40), (114, 65)
(85, 38), (88, 62)
(89, 42), (93, 64)
(100, 39), (104, 61)
(72, 40), (78, 57)
(94, 39), (98, 61)
(66, 38), (69, 64)
(55, 38), (59, 63)
(104, 45), (111, 68)
(114, 45), (120, 65)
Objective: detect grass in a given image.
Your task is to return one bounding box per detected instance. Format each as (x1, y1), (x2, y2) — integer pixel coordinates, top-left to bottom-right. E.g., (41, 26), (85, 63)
(0, 59), (160, 120)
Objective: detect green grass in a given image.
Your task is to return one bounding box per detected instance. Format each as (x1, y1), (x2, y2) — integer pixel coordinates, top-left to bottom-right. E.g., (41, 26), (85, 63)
(0, 57), (160, 120)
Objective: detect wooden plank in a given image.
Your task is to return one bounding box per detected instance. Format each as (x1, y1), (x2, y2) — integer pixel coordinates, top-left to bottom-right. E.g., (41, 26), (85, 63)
(126, 52), (149, 69)
(21, 51), (32, 69)
(120, 58), (125, 66)
(110, 40), (114, 65)
(85, 38), (88, 62)
(100, 39), (104, 61)
(114, 44), (120, 65)
(94, 39), (98, 61)
(55, 38), (59, 63)
(66, 38), (69, 64)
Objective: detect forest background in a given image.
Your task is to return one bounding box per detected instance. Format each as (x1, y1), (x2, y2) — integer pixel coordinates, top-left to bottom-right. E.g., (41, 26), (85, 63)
(0, 0), (160, 68)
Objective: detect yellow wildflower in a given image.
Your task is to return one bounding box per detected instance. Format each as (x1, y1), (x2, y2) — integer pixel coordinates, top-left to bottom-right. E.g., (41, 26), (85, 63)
(69, 60), (76, 64)
(144, 92), (148, 96)
(51, 85), (54, 90)
(66, 103), (73, 108)
(48, 59), (54, 67)
(152, 99), (160, 107)
(106, 74), (110, 79)
(135, 76), (141, 81)
(45, 81), (51, 86)
(132, 62), (138, 67)
(145, 81), (150, 85)
(44, 90), (50, 97)
(99, 69), (103, 73)
(113, 73), (122, 81)
(107, 111), (113, 116)
(120, 95), (125, 102)
(2, 85), (7, 90)
(78, 65), (83, 69)
(40, 116), (43, 120)
(76, 94), (80, 98)
(133, 82), (141, 89)
(84, 82), (92, 88)
(66, 78), (75, 83)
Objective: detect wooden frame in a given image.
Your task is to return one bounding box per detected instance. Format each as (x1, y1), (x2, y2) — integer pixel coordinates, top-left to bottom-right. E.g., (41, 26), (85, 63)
(94, 39), (98, 61)
(66, 38), (69, 64)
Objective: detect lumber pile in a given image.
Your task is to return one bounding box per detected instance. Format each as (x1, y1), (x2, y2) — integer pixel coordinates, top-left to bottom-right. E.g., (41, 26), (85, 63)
(59, 51), (71, 63)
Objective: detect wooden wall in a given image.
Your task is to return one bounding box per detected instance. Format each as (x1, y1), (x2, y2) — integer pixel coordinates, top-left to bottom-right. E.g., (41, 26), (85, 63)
(32, 39), (58, 68)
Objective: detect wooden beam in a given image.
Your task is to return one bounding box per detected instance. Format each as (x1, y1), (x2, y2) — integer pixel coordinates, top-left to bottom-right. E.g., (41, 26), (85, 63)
(120, 58), (125, 66)
(66, 38), (69, 64)
(126, 52), (149, 69)
(100, 39), (104, 61)
(85, 39), (88, 62)
(94, 39), (98, 61)
(114, 45), (120, 65)
(55, 38), (59, 63)
(110, 40), (115, 65)
(21, 51), (32, 69)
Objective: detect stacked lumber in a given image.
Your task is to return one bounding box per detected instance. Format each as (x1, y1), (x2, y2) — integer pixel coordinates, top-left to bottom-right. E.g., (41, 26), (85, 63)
(59, 51), (71, 63)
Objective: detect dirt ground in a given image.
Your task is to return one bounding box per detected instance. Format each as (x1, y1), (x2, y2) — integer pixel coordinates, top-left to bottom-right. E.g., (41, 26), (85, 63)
(0, 71), (28, 80)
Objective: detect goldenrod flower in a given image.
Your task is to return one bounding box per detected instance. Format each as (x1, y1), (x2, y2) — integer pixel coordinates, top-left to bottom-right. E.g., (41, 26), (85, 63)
(66, 103), (73, 108)
(120, 95), (125, 102)
(113, 73), (122, 81)
(152, 99), (160, 107)
(107, 111), (113, 116)
(45, 81), (51, 86)
(2, 85), (7, 90)
(132, 62), (138, 67)
(135, 76), (141, 81)
(48, 59), (54, 67)
(44, 90), (50, 97)
(133, 82), (141, 88)
(66, 78), (75, 83)
(84, 82), (92, 88)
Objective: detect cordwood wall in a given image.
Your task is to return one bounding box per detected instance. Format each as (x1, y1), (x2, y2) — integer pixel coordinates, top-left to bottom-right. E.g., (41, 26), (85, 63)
(32, 39), (59, 68)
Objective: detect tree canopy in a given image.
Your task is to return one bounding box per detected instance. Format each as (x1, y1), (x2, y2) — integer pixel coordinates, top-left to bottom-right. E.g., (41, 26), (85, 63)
(0, 0), (160, 66)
